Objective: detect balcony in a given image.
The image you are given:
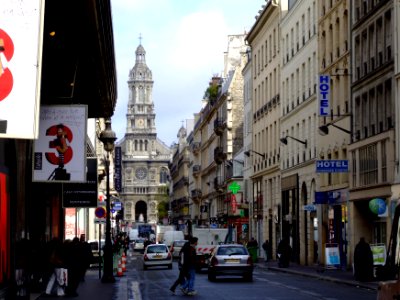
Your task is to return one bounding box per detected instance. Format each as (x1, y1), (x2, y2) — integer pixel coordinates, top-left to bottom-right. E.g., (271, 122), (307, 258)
(192, 165), (201, 176)
(191, 142), (201, 154)
(214, 176), (225, 193)
(214, 147), (227, 165)
(213, 118), (226, 136)
(191, 189), (202, 201)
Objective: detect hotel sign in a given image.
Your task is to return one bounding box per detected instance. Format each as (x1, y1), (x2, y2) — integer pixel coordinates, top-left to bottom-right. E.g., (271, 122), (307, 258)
(316, 160), (349, 173)
(318, 75), (330, 116)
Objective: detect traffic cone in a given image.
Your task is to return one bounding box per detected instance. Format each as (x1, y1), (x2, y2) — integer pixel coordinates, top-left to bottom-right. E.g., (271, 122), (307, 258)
(121, 253), (127, 272)
(117, 258), (123, 277)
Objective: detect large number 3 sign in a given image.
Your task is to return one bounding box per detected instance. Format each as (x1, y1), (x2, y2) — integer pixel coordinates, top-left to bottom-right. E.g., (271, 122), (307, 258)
(0, 29), (14, 101)
(45, 125), (74, 166)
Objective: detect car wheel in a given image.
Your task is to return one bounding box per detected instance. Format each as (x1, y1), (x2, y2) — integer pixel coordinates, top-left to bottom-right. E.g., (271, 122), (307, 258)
(208, 271), (216, 282)
(243, 272), (253, 282)
(168, 264), (173, 269)
(143, 264), (147, 270)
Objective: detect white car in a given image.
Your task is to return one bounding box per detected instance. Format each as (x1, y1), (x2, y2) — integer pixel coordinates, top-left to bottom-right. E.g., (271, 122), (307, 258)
(131, 238), (145, 252)
(143, 244), (173, 270)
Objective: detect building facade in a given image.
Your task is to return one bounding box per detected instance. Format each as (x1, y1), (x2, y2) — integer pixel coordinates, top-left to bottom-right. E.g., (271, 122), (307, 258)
(246, 0), (283, 260)
(348, 0), (396, 262)
(118, 43), (171, 226)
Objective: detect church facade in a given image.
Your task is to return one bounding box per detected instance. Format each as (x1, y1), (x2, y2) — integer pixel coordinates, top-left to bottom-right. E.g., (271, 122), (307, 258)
(117, 42), (171, 225)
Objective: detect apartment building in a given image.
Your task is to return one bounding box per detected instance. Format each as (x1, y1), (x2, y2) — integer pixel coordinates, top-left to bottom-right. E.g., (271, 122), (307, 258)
(280, 0), (318, 265)
(169, 121), (193, 226)
(245, 0), (283, 260)
(317, 0), (351, 268)
(187, 35), (247, 237)
(348, 0), (396, 258)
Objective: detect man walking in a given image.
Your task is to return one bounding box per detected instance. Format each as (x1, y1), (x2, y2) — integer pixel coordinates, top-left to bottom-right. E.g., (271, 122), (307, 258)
(169, 240), (190, 294)
(180, 237), (198, 296)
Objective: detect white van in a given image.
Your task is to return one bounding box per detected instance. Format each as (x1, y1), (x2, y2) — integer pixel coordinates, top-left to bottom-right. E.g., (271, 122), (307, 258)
(163, 230), (184, 247)
(129, 229), (139, 241)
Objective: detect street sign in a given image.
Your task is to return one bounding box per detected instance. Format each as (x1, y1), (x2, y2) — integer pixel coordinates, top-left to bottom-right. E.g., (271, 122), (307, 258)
(113, 201), (122, 211)
(303, 204), (317, 211)
(95, 206), (106, 218)
(94, 219), (106, 224)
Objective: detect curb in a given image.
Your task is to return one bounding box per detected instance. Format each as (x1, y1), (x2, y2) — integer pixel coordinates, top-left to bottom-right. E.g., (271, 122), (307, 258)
(255, 264), (378, 291)
(269, 266), (377, 290)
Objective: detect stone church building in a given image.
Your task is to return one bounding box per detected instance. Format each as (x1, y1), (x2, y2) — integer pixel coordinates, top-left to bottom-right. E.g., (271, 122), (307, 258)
(117, 42), (171, 226)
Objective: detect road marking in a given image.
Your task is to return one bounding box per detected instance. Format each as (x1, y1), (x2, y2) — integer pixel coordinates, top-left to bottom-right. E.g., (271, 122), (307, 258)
(128, 281), (141, 300)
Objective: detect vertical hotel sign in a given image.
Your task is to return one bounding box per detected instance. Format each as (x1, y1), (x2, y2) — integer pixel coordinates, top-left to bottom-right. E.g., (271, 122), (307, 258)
(0, 0), (44, 139)
(318, 75), (330, 116)
(33, 105), (87, 183)
(114, 146), (122, 193)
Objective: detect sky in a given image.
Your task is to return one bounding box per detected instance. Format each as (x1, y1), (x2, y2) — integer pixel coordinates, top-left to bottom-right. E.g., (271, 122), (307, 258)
(111, 0), (264, 146)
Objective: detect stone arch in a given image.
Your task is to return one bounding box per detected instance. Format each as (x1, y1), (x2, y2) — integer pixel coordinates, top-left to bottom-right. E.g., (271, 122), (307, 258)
(135, 200), (147, 223)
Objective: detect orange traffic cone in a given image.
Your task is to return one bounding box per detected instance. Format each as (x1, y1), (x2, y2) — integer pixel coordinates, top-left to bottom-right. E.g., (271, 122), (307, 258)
(121, 253), (127, 272)
(117, 258), (123, 277)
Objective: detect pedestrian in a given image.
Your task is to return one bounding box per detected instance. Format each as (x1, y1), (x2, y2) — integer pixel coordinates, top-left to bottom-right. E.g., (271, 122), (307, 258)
(180, 236), (198, 296)
(169, 240), (190, 295)
(277, 238), (292, 268)
(262, 240), (270, 263)
(45, 238), (67, 297)
(64, 237), (85, 297)
(79, 234), (93, 282)
(353, 237), (374, 282)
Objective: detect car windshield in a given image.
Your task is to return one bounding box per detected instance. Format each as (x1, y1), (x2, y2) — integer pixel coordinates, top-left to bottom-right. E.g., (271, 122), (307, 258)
(135, 239), (145, 244)
(147, 245), (168, 253)
(217, 246), (247, 256)
(174, 241), (187, 247)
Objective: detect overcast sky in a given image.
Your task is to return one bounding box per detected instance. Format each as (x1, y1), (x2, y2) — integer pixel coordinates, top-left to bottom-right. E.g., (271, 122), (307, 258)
(111, 0), (264, 146)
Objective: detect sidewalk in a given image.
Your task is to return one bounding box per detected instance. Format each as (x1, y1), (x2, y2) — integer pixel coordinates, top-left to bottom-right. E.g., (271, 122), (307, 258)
(256, 260), (379, 291)
(33, 268), (116, 300)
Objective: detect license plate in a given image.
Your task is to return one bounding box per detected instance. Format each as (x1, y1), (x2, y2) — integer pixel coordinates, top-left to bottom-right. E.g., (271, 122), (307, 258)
(154, 255), (162, 259)
(225, 259), (240, 263)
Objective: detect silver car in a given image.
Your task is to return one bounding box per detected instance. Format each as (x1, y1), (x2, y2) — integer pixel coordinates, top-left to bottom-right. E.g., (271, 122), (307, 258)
(207, 244), (254, 281)
(143, 244), (173, 270)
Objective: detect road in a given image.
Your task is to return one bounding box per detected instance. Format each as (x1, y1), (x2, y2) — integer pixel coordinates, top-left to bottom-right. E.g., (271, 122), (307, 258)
(114, 252), (377, 300)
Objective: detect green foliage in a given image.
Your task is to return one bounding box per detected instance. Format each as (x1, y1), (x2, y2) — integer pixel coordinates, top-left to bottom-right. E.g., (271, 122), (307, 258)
(158, 201), (169, 220)
(205, 84), (219, 102)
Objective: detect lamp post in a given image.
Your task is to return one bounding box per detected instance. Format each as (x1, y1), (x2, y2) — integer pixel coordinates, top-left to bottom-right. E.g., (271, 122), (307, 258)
(99, 119), (117, 283)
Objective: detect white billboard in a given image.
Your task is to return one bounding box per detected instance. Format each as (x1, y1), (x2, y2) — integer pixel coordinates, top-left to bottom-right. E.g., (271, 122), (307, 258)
(33, 105), (87, 182)
(0, 0), (44, 139)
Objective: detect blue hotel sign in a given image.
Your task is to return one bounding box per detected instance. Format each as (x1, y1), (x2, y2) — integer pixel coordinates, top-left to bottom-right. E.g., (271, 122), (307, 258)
(318, 75), (330, 116)
(316, 160), (349, 173)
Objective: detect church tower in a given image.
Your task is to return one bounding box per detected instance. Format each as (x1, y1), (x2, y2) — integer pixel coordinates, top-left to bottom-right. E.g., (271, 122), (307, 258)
(117, 40), (171, 227)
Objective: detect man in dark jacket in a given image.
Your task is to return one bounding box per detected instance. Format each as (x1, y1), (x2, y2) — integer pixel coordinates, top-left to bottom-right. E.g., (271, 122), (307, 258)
(354, 237), (374, 282)
(169, 240), (190, 294)
(180, 237), (198, 296)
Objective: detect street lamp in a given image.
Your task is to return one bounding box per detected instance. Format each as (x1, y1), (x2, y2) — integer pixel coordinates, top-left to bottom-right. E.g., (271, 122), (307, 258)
(318, 123), (351, 135)
(99, 119), (117, 283)
(280, 136), (307, 147)
(244, 150), (265, 159)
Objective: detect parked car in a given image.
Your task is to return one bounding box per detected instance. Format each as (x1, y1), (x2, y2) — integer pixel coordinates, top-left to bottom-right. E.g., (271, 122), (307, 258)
(88, 239), (105, 267)
(207, 244), (254, 282)
(170, 240), (188, 258)
(142, 244), (173, 270)
(131, 238), (145, 252)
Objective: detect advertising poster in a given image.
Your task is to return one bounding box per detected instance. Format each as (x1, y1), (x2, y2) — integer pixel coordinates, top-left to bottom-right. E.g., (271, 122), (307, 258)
(325, 244), (340, 266)
(371, 244), (386, 266)
(0, 1), (44, 139)
(33, 105), (87, 182)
